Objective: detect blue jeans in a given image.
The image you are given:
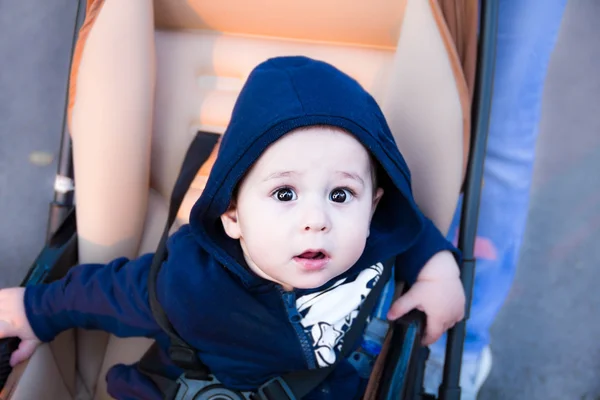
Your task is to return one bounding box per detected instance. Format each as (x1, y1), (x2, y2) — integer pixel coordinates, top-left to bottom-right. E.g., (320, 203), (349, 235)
(430, 0), (568, 359)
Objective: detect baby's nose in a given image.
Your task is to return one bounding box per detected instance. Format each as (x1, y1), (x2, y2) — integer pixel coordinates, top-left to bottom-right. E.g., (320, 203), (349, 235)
(301, 202), (331, 232)
(304, 221), (328, 232)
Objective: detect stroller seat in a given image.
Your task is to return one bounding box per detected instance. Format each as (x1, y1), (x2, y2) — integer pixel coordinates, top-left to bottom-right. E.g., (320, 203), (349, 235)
(1, 0), (474, 398)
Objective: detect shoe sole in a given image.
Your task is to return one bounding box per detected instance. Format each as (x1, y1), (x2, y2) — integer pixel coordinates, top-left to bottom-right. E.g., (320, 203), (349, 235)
(463, 346), (493, 399)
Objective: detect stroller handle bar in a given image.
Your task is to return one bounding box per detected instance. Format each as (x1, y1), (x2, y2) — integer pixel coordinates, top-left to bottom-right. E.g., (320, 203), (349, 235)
(439, 1), (499, 399)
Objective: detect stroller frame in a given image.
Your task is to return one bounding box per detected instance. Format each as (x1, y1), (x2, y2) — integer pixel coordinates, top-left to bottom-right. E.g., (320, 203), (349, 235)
(0, 1), (499, 399)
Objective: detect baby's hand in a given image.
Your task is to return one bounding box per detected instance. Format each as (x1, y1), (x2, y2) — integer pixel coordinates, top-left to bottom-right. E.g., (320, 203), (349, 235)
(387, 251), (465, 345)
(0, 288), (41, 366)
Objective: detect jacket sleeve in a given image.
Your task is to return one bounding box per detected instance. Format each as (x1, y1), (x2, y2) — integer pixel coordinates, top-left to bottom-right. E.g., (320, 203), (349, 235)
(395, 216), (462, 285)
(24, 253), (162, 342)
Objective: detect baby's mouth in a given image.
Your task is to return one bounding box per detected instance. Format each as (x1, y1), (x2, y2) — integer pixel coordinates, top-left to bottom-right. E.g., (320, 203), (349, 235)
(296, 250), (327, 260)
(293, 250), (330, 271)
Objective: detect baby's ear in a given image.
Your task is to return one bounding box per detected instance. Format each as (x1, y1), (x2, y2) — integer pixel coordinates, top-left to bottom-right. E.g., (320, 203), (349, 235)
(371, 187), (384, 218)
(220, 205), (241, 239)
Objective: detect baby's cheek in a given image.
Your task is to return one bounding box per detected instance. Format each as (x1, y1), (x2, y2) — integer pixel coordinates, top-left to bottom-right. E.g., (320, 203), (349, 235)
(335, 209), (371, 239)
(337, 229), (368, 262)
(246, 217), (289, 255)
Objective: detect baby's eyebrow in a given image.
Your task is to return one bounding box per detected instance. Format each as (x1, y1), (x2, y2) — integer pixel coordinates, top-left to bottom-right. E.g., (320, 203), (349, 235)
(336, 171), (365, 186)
(263, 171), (298, 181)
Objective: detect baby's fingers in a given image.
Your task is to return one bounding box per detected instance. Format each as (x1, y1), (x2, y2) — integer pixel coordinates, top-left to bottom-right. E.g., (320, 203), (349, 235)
(387, 290), (420, 320)
(10, 339), (39, 367)
(422, 319), (446, 346)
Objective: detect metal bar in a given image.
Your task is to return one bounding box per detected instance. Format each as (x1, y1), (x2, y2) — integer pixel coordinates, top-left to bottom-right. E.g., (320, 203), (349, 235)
(46, 0), (87, 241)
(438, 1), (499, 399)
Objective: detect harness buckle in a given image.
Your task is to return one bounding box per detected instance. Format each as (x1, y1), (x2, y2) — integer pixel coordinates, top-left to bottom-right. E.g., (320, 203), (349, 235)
(253, 376), (296, 400)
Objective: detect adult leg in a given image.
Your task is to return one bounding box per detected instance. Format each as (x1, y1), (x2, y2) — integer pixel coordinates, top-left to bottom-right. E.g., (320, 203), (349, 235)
(425, 0), (567, 397)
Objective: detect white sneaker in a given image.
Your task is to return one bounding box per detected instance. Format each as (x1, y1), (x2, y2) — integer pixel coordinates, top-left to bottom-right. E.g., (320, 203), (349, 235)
(423, 346), (493, 400)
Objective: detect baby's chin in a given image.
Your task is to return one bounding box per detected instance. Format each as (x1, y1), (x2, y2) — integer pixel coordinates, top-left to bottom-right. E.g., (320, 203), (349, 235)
(283, 272), (340, 291)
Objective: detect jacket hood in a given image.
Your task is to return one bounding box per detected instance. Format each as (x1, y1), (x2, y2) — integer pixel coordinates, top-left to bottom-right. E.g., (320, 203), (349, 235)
(189, 56), (426, 288)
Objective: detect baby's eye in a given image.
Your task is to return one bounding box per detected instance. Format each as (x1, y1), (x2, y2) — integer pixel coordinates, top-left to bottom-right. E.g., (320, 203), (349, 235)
(329, 188), (353, 203)
(273, 187), (297, 202)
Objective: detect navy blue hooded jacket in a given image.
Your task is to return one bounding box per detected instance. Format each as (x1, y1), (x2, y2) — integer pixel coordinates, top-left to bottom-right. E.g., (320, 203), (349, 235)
(24, 56), (459, 400)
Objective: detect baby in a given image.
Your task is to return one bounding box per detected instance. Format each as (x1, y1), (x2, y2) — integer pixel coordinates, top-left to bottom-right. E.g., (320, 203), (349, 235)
(0, 56), (464, 400)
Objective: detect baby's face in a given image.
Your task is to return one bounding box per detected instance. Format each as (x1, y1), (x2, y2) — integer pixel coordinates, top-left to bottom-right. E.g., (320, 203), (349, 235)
(221, 126), (383, 291)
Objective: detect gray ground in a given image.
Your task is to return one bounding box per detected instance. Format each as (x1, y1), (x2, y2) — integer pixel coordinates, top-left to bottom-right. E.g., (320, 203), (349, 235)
(0, 1), (599, 399)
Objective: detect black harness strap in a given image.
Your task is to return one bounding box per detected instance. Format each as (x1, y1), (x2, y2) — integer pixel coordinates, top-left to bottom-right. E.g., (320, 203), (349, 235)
(139, 342), (183, 399)
(147, 131), (220, 375)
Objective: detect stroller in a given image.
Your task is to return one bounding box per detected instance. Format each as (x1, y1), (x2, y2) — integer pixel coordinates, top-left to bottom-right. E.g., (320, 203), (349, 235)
(0, 0), (498, 399)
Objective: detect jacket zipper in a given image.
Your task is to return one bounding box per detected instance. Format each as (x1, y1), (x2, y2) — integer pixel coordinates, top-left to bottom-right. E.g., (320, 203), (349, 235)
(279, 289), (317, 369)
